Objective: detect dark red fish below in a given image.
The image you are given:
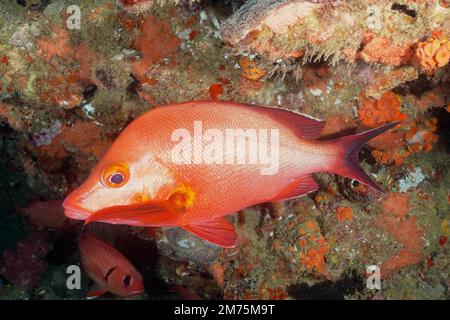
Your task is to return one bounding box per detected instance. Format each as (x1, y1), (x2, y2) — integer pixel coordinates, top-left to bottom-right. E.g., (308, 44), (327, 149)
(17, 200), (78, 229)
(78, 234), (144, 298)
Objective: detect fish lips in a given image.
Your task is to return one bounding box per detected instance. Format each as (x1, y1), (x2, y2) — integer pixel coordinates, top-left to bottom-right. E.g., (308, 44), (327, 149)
(129, 288), (145, 296)
(62, 198), (92, 220)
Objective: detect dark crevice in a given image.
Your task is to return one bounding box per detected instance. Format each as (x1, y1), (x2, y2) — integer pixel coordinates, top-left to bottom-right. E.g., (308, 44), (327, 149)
(356, 41), (367, 53)
(16, 0), (51, 11)
(126, 74), (140, 97)
(205, 0), (247, 16)
(391, 3), (417, 18)
(430, 107), (450, 152)
(288, 270), (365, 300)
(393, 74), (435, 97)
(82, 84), (97, 102)
(45, 229), (79, 265)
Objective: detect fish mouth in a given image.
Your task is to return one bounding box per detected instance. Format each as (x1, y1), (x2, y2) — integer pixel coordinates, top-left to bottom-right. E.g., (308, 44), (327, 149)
(63, 199), (92, 221)
(129, 289), (144, 296)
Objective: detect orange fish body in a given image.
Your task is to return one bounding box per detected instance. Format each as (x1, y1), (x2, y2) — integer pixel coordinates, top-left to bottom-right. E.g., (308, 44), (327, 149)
(64, 101), (399, 247)
(78, 235), (144, 298)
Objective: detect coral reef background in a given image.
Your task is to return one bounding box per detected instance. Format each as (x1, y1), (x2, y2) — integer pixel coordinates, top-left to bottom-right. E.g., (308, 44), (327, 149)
(0, 0), (449, 300)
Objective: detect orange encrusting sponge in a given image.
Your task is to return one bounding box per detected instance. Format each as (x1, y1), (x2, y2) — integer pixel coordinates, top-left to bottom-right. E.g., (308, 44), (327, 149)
(415, 36), (450, 73)
(359, 91), (407, 128)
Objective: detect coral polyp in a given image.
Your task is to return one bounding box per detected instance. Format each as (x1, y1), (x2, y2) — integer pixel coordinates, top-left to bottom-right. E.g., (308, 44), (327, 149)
(415, 36), (450, 73)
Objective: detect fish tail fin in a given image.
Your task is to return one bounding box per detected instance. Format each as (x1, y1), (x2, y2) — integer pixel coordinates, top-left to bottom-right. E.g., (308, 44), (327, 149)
(331, 121), (401, 193)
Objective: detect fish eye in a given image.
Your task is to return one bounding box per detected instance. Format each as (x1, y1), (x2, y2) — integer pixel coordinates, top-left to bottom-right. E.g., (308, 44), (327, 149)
(102, 163), (130, 188)
(110, 173), (124, 185)
(122, 275), (133, 288)
(350, 179), (360, 188)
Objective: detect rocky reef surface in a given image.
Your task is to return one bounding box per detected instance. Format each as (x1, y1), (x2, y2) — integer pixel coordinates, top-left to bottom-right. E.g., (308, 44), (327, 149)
(0, 0), (449, 300)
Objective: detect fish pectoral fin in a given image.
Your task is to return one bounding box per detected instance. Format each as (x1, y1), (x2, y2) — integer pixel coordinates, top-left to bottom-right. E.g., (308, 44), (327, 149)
(181, 218), (237, 248)
(271, 175), (319, 202)
(87, 288), (108, 299)
(85, 200), (181, 226)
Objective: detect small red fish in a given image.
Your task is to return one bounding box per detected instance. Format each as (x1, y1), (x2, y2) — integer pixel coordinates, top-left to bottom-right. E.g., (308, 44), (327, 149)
(17, 200), (77, 229)
(78, 235), (144, 298)
(64, 100), (399, 248)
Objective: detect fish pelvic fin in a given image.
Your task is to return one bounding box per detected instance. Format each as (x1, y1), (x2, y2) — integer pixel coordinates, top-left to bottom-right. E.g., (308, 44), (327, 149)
(331, 121), (401, 193)
(181, 217), (237, 248)
(87, 288), (108, 299)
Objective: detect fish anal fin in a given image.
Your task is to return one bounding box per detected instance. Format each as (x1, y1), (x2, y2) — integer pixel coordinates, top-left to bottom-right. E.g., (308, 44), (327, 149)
(271, 175), (319, 202)
(250, 106), (325, 139)
(182, 218), (237, 248)
(87, 288), (108, 299)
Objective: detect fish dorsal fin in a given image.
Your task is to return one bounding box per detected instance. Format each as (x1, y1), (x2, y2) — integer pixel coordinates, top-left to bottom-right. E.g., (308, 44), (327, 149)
(248, 105), (325, 139)
(181, 217), (237, 248)
(271, 175), (319, 202)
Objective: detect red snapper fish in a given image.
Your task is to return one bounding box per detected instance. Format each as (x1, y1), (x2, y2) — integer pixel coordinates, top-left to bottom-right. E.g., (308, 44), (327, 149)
(64, 101), (399, 248)
(78, 235), (144, 298)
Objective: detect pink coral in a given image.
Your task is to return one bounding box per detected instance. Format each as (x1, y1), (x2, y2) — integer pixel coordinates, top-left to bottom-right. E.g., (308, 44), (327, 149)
(359, 34), (413, 66)
(131, 16), (181, 85)
(37, 28), (96, 109)
(0, 232), (52, 288)
(119, 0), (153, 14)
(375, 194), (424, 277)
